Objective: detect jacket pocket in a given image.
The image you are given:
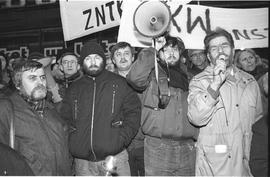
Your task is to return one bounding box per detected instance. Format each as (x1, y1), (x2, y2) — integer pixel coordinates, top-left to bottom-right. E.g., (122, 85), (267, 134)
(20, 147), (42, 174)
(202, 145), (232, 175)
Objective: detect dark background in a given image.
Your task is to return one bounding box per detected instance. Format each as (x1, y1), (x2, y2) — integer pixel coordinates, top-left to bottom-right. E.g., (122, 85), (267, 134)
(0, 0), (269, 61)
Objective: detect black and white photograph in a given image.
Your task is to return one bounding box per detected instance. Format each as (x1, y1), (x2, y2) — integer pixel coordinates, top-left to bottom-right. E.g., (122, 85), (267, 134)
(0, 0), (268, 176)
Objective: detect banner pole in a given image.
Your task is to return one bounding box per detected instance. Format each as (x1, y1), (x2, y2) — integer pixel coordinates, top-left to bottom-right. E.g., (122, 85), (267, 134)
(64, 41), (67, 48)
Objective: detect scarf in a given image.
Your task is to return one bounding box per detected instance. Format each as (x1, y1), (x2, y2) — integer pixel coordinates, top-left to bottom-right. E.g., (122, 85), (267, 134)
(20, 91), (45, 117)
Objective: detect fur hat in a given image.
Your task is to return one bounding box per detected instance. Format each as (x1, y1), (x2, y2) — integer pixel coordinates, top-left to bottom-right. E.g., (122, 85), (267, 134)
(79, 42), (106, 65)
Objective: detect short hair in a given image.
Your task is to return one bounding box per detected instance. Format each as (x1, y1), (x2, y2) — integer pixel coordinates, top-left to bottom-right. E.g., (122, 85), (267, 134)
(204, 27), (234, 52)
(234, 48), (261, 69)
(187, 49), (206, 58)
(160, 35), (185, 54)
(59, 52), (79, 64)
(12, 59), (43, 88)
(110, 42), (134, 59)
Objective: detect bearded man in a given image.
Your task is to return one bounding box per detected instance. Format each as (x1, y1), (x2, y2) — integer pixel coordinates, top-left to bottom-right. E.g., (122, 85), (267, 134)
(0, 59), (71, 176)
(60, 42), (141, 176)
(126, 35), (199, 176)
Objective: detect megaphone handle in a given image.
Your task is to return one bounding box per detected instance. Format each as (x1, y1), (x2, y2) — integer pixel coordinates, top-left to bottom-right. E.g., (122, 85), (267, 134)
(153, 38), (159, 82)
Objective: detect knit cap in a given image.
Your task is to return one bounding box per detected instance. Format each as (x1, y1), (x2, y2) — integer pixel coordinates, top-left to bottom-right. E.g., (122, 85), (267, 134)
(79, 42), (106, 65)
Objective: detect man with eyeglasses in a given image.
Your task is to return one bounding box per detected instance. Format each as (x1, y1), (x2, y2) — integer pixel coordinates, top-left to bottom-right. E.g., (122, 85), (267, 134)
(187, 49), (209, 81)
(187, 27), (263, 176)
(55, 51), (83, 103)
(127, 34), (199, 176)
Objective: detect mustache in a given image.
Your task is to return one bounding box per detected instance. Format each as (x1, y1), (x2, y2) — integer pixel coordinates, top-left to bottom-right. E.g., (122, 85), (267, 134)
(89, 65), (99, 68)
(33, 85), (47, 92)
(120, 59), (128, 63)
(167, 56), (176, 60)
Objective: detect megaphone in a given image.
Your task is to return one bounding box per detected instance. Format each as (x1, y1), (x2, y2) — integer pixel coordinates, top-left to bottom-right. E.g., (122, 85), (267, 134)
(133, 1), (171, 38)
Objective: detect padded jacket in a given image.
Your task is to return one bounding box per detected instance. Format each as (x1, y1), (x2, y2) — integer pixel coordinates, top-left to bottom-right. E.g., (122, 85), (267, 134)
(0, 92), (71, 176)
(60, 70), (141, 161)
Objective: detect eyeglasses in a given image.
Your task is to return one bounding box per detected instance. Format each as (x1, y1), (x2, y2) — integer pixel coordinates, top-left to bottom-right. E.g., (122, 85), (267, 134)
(209, 43), (231, 54)
(62, 60), (77, 66)
(190, 52), (205, 60)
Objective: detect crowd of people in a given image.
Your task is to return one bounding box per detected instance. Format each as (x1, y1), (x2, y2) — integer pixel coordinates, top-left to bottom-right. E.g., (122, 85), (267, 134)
(0, 27), (268, 176)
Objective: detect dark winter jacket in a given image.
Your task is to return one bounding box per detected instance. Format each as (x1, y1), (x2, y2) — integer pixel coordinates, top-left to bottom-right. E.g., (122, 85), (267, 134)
(60, 70), (141, 161)
(56, 70), (84, 99)
(249, 115), (268, 177)
(0, 92), (72, 176)
(0, 142), (34, 176)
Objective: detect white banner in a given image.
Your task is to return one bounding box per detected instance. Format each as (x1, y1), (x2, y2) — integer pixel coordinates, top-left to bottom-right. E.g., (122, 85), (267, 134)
(118, 0), (269, 49)
(59, 0), (122, 41)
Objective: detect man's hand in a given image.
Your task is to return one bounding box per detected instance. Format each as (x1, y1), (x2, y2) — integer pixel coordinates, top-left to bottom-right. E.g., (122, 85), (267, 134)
(155, 36), (166, 52)
(211, 58), (226, 91)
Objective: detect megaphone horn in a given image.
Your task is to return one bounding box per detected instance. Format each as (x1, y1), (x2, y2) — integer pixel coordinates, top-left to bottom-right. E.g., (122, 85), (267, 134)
(133, 1), (171, 38)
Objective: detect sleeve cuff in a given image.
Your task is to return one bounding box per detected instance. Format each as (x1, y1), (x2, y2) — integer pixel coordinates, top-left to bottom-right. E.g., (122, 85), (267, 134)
(207, 85), (220, 100)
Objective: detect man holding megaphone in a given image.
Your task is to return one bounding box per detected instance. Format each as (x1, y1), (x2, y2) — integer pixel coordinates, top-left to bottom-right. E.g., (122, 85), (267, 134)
(126, 34), (199, 176)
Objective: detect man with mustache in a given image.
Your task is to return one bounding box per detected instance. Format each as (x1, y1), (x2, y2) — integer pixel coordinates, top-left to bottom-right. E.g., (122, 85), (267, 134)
(126, 35), (199, 176)
(0, 59), (71, 175)
(111, 42), (145, 176)
(60, 41), (141, 176)
(187, 28), (263, 176)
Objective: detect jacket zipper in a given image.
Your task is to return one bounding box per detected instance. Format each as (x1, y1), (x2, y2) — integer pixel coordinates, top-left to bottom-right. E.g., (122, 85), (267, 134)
(74, 100), (78, 120)
(90, 78), (97, 160)
(112, 84), (116, 114)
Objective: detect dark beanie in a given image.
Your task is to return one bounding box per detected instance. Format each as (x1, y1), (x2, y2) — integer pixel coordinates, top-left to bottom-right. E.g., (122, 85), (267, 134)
(79, 42), (106, 65)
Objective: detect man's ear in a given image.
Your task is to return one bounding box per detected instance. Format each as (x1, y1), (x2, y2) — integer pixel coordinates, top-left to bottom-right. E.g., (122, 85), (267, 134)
(207, 53), (211, 63)
(131, 55), (135, 63)
(59, 64), (64, 71)
(112, 58), (116, 65)
(77, 64), (80, 71)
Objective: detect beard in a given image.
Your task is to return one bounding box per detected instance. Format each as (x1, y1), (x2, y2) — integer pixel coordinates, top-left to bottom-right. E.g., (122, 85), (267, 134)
(83, 63), (105, 77)
(20, 84), (47, 101)
(165, 56), (179, 66)
(30, 85), (47, 101)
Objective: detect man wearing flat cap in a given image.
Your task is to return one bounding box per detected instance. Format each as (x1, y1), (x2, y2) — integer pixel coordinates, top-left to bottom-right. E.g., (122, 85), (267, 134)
(60, 41), (141, 176)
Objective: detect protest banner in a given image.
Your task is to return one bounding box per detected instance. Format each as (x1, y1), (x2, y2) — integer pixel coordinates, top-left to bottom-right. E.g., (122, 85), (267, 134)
(60, 0), (122, 41)
(118, 0), (268, 49)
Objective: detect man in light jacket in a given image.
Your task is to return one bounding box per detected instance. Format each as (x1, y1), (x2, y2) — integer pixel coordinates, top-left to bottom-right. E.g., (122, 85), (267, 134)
(187, 27), (263, 176)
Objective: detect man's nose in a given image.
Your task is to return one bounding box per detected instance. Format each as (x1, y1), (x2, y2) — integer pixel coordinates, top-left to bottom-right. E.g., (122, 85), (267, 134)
(37, 77), (45, 85)
(247, 57), (253, 63)
(67, 62), (72, 67)
(218, 45), (224, 53)
(90, 58), (96, 65)
(120, 54), (126, 59)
